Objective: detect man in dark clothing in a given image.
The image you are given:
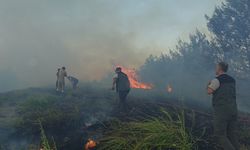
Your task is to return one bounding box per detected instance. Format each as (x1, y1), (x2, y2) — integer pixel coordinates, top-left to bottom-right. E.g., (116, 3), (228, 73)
(207, 62), (239, 150)
(112, 67), (131, 112)
(67, 76), (79, 89)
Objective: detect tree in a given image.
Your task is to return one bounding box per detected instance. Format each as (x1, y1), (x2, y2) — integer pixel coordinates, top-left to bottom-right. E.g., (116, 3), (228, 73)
(206, 0), (250, 78)
(140, 0), (250, 110)
(140, 31), (215, 101)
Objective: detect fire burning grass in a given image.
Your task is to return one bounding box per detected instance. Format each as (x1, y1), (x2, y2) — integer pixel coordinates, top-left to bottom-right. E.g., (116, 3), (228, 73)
(85, 139), (97, 150)
(116, 66), (153, 89)
(115, 66), (174, 93)
(1, 86), (250, 150)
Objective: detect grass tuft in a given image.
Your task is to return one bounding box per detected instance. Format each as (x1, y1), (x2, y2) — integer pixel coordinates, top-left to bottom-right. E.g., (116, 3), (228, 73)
(98, 110), (195, 150)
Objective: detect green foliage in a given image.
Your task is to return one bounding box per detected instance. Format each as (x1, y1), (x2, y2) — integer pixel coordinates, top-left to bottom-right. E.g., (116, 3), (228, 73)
(140, 0), (250, 111)
(1, 87), (250, 149)
(40, 121), (52, 150)
(6, 87), (114, 149)
(39, 120), (57, 150)
(98, 110), (195, 150)
(207, 0), (250, 77)
(15, 94), (63, 134)
(140, 31), (215, 101)
(239, 126), (250, 146)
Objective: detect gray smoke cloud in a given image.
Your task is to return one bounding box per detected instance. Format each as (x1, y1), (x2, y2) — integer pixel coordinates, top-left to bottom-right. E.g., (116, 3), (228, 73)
(0, 0), (222, 92)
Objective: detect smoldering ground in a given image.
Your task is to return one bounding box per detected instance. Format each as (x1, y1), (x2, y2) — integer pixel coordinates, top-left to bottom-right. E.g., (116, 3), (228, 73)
(5, 0), (250, 149)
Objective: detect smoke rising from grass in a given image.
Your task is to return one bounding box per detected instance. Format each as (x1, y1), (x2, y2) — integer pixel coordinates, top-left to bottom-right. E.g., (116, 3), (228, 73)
(0, 0), (221, 92)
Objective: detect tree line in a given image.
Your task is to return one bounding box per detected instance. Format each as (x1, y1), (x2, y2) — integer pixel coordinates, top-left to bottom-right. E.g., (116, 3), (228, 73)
(140, 0), (250, 111)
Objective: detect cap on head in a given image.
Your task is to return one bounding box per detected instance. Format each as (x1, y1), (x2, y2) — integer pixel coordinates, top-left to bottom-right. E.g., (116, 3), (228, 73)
(218, 62), (228, 72)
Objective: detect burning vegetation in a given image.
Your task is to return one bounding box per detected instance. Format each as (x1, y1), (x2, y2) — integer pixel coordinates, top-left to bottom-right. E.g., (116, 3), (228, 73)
(0, 85), (250, 150)
(116, 66), (153, 90)
(85, 139), (97, 150)
(0, 0), (250, 149)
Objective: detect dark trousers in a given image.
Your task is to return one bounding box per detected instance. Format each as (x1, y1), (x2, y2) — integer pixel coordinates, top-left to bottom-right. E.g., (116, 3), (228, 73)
(213, 111), (240, 150)
(118, 90), (129, 112)
(56, 80), (59, 89)
(72, 81), (78, 89)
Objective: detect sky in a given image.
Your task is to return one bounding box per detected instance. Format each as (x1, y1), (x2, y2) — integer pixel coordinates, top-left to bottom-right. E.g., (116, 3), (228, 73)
(0, 0), (223, 92)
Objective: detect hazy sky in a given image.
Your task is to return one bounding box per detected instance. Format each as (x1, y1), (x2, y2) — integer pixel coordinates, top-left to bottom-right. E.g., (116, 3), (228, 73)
(0, 0), (223, 91)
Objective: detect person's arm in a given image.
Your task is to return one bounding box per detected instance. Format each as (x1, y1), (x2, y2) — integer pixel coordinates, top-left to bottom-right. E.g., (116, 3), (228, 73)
(112, 77), (117, 90)
(112, 74), (118, 90)
(207, 79), (220, 95)
(207, 87), (214, 95)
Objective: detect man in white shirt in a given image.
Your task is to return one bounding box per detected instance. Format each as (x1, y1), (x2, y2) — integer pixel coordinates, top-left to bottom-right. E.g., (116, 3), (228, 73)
(207, 62), (239, 150)
(58, 67), (67, 93)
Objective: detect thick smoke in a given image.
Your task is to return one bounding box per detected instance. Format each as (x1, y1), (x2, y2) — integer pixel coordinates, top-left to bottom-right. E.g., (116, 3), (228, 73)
(0, 0), (221, 92)
(140, 0), (250, 112)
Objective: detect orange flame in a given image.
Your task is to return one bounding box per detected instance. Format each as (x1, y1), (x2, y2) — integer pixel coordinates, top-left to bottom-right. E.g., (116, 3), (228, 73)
(167, 84), (173, 93)
(85, 139), (97, 150)
(116, 66), (153, 89)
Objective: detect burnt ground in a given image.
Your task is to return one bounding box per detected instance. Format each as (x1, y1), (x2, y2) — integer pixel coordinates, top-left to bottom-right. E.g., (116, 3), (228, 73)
(85, 99), (250, 150)
(0, 86), (250, 150)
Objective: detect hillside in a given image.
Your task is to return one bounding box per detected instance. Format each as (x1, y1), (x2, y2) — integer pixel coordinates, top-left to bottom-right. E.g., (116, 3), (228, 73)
(0, 85), (250, 150)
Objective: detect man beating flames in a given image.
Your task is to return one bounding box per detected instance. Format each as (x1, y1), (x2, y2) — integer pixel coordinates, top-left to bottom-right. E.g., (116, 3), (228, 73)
(207, 62), (239, 150)
(112, 67), (131, 112)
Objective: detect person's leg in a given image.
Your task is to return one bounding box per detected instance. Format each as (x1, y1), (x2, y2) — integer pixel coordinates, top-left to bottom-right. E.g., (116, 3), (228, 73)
(227, 116), (240, 150)
(73, 81), (78, 89)
(58, 81), (62, 91)
(75, 81), (79, 89)
(214, 113), (236, 150)
(123, 91), (129, 111)
(118, 92), (124, 111)
(61, 81), (65, 92)
(56, 80), (59, 91)
(118, 91), (128, 112)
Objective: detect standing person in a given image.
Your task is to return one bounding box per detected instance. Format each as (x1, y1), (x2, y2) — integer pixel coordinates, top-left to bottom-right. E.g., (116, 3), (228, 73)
(112, 67), (131, 112)
(207, 62), (239, 150)
(56, 68), (60, 91)
(58, 67), (67, 93)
